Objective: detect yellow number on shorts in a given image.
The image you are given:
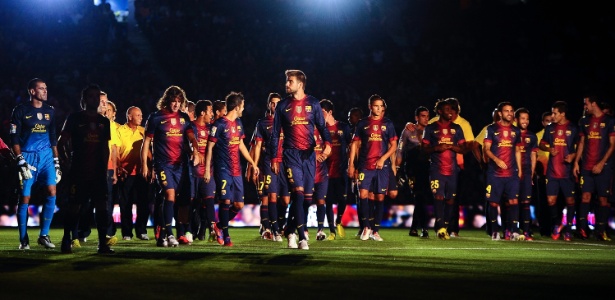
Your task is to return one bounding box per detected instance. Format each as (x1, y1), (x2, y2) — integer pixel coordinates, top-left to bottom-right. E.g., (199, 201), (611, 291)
(258, 181), (264, 191)
(266, 175), (272, 184)
(286, 168), (293, 179)
(221, 180), (227, 189)
(431, 180), (439, 189)
(159, 171), (167, 181)
(486, 185), (492, 194)
(579, 176), (584, 186)
(359, 172), (365, 181)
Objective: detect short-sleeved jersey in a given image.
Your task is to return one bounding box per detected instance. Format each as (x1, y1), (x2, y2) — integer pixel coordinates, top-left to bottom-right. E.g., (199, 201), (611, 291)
(326, 121), (351, 178)
(353, 116), (398, 171)
(107, 120), (121, 169)
(578, 114), (615, 170)
(535, 128), (550, 175)
(398, 124), (429, 175)
(519, 129), (538, 171)
(429, 115), (474, 141)
(210, 116), (245, 177)
(117, 123), (145, 176)
(9, 102), (57, 152)
(314, 128), (328, 183)
(540, 121), (579, 179)
(252, 115), (284, 165)
(270, 95), (331, 161)
(422, 121), (466, 176)
(144, 110), (193, 167)
(484, 122), (521, 177)
(61, 111), (110, 181)
(190, 121), (212, 177)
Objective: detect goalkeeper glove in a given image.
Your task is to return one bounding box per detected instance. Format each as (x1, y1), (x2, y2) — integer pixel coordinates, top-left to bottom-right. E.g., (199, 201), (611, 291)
(54, 157), (62, 183)
(17, 154), (35, 180)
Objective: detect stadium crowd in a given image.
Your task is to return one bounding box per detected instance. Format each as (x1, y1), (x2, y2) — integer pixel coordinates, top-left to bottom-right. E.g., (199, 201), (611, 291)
(1, 1), (614, 252)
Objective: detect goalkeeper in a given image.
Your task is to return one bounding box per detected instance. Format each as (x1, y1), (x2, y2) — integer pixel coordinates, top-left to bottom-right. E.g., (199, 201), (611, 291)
(9, 78), (61, 250)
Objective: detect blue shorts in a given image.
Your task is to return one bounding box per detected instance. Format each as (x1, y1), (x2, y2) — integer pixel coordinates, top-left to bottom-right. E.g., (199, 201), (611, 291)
(155, 164), (183, 191)
(258, 161), (290, 197)
(429, 172), (457, 199)
(546, 176), (575, 198)
(192, 175), (216, 199)
(68, 178), (107, 205)
(215, 172), (244, 203)
(580, 168), (612, 197)
(326, 177), (347, 204)
(486, 176), (520, 203)
(519, 170), (533, 201)
(283, 149), (315, 194)
(314, 175), (329, 200)
(388, 167), (398, 192)
(20, 148), (56, 197)
(359, 169), (389, 195)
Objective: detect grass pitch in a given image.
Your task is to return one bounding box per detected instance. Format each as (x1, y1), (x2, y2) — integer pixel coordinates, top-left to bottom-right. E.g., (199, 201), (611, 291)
(1, 227), (614, 299)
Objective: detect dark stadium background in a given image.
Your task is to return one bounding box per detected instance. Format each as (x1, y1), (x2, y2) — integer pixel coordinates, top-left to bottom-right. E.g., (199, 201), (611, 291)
(1, 0), (613, 227)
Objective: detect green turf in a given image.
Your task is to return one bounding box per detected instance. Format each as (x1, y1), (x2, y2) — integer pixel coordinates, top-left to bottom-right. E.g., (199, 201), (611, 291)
(1, 227), (614, 299)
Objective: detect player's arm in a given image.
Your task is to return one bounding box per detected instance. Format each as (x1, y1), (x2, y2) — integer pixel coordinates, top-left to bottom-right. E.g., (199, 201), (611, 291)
(572, 135), (585, 178)
(530, 150), (537, 179)
(516, 145), (523, 178)
(204, 139), (215, 183)
(396, 128), (411, 167)
(347, 139), (359, 178)
(483, 140), (506, 169)
(248, 140), (262, 183)
(593, 135), (615, 174)
(376, 139), (397, 170)
(186, 131), (201, 166)
(270, 107), (282, 175)
(240, 140), (259, 176)
(140, 136), (152, 180)
(110, 145), (118, 184)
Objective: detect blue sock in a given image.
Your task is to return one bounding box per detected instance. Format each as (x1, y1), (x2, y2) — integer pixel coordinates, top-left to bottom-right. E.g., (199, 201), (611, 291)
(229, 205), (240, 221)
(325, 199), (335, 231)
(489, 205), (499, 233)
(294, 191), (306, 240)
(316, 204), (325, 231)
(220, 203), (230, 237)
(40, 195), (56, 236)
(260, 204), (269, 230)
(374, 201), (384, 233)
(17, 203), (28, 242)
(269, 202), (279, 233)
(164, 200), (174, 236)
(360, 198), (369, 229)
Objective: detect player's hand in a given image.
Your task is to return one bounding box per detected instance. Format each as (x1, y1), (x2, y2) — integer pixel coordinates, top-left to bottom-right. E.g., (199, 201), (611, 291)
(495, 158), (507, 169)
(141, 164), (149, 180)
(405, 122), (416, 131)
(572, 163), (580, 179)
(252, 165), (260, 177)
(375, 158), (385, 169)
(322, 144), (332, 157)
(317, 153), (328, 163)
(192, 150), (202, 166)
(347, 165), (356, 179)
(592, 161), (604, 174)
(271, 161), (279, 175)
(17, 154), (35, 180)
(204, 172), (211, 183)
(54, 157), (62, 183)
